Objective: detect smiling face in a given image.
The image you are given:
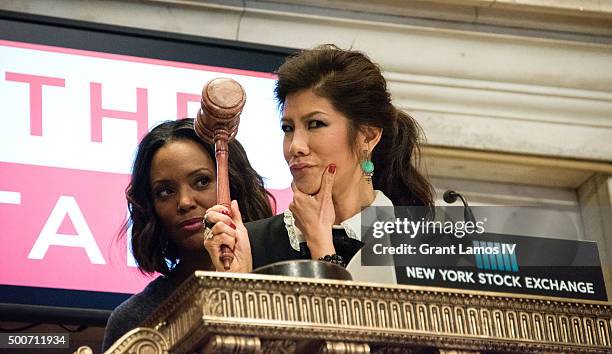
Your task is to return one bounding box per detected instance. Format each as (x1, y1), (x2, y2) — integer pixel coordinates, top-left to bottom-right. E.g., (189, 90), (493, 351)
(150, 139), (217, 257)
(281, 89), (362, 196)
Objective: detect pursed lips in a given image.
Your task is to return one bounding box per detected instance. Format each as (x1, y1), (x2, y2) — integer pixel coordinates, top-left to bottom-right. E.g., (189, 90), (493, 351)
(289, 162), (315, 172)
(176, 217), (204, 231)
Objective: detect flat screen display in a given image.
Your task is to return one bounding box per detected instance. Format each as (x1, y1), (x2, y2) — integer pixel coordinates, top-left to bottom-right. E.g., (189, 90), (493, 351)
(0, 11), (294, 324)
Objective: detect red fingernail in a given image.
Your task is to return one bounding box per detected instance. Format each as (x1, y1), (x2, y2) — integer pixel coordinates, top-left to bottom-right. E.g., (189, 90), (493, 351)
(230, 223), (236, 230)
(221, 210), (230, 216)
(328, 164), (336, 173)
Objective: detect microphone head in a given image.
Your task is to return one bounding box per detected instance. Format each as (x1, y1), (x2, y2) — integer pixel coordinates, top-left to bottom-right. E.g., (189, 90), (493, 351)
(443, 190), (459, 204)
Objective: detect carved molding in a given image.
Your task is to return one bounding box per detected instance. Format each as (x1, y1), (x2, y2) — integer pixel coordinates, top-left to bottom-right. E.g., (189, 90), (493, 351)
(261, 339), (298, 354)
(370, 347), (427, 354)
(387, 71), (612, 127)
(387, 71), (612, 161)
(73, 347), (94, 354)
(201, 335), (261, 354)
(133, 271), (612, 354)
(320, 341), (370, 354)
(105, 327), (169, 354)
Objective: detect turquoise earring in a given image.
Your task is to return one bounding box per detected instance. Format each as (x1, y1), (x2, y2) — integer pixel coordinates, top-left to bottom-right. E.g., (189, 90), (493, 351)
(361, 149), (374, 183)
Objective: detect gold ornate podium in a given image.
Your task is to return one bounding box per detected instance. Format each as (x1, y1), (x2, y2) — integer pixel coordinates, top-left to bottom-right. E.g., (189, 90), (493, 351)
(99, 271), (611, 354)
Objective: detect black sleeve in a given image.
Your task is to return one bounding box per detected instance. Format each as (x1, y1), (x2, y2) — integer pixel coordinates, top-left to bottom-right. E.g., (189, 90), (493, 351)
(101, 300), (143, 352)
(246, 214), (304, 270)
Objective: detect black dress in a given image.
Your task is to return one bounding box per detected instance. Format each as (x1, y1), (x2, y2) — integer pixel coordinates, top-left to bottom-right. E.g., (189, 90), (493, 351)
(246, 214), (363, 270)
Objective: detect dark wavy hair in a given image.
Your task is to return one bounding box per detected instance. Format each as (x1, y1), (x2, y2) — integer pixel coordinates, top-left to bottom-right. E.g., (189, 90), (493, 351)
(122, 118), (274, 275)
(275, 44), (433, 208)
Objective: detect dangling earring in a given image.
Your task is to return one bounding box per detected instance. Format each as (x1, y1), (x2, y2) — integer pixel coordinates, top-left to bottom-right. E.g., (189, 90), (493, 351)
(360, 149), (374, 183)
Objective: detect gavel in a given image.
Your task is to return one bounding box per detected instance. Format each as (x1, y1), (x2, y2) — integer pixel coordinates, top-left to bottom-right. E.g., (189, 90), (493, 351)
(194, 77), (245, 270)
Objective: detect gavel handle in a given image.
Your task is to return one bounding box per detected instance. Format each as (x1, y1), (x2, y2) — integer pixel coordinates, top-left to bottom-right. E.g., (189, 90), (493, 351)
(215, 136), (234, 270)
(220, 242), (234, 270)
(219, 204), (234, 271)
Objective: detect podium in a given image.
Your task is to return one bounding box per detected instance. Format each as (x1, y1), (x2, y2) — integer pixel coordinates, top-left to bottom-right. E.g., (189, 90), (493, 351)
(95, 271), (611, 353)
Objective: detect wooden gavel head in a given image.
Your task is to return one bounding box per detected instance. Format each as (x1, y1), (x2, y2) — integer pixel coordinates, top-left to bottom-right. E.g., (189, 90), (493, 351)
(194, 78), (245, 143)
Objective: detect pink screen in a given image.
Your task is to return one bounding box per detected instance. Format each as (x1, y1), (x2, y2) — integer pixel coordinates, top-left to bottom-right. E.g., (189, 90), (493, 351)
(0, 40), (292, 295)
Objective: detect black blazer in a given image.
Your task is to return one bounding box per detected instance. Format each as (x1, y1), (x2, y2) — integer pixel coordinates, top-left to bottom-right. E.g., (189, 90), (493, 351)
(246, 214), (303, 270)
(246, 214), (363, 270)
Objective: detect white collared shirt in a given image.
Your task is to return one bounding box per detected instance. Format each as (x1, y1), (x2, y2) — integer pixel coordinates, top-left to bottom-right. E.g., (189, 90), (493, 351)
(283, 190), (393, 252)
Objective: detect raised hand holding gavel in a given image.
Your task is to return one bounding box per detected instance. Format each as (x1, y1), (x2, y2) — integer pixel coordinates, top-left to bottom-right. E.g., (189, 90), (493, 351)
(195, 77), (245, 270)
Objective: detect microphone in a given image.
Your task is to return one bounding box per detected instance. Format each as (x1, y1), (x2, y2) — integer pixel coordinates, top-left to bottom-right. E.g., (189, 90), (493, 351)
(443, 190), (476, 224)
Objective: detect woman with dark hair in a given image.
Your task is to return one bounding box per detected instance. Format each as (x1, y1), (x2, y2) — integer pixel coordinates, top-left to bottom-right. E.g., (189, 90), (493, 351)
(204, 44), (433, 272)
(102, 118), (273, 351)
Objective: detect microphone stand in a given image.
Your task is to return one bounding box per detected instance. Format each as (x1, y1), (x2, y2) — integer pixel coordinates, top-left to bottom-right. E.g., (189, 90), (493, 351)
(443, 190), (476, 224)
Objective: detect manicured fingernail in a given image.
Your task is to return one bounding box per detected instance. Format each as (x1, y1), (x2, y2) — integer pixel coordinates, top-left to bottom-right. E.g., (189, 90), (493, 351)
(230, 223), (236, 230)
(221, 210), (230, 216)
(328, 164), (336, 173)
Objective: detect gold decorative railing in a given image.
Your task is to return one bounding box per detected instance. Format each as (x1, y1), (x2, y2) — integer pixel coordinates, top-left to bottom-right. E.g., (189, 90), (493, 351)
(93, 271), (611, 354)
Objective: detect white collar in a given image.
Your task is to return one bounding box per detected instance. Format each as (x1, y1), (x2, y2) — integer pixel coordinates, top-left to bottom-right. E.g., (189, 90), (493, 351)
(283, 190), (393, 252)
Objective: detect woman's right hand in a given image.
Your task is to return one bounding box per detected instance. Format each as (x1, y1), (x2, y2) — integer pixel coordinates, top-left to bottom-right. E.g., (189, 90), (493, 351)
(203, 200), (252, 273)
